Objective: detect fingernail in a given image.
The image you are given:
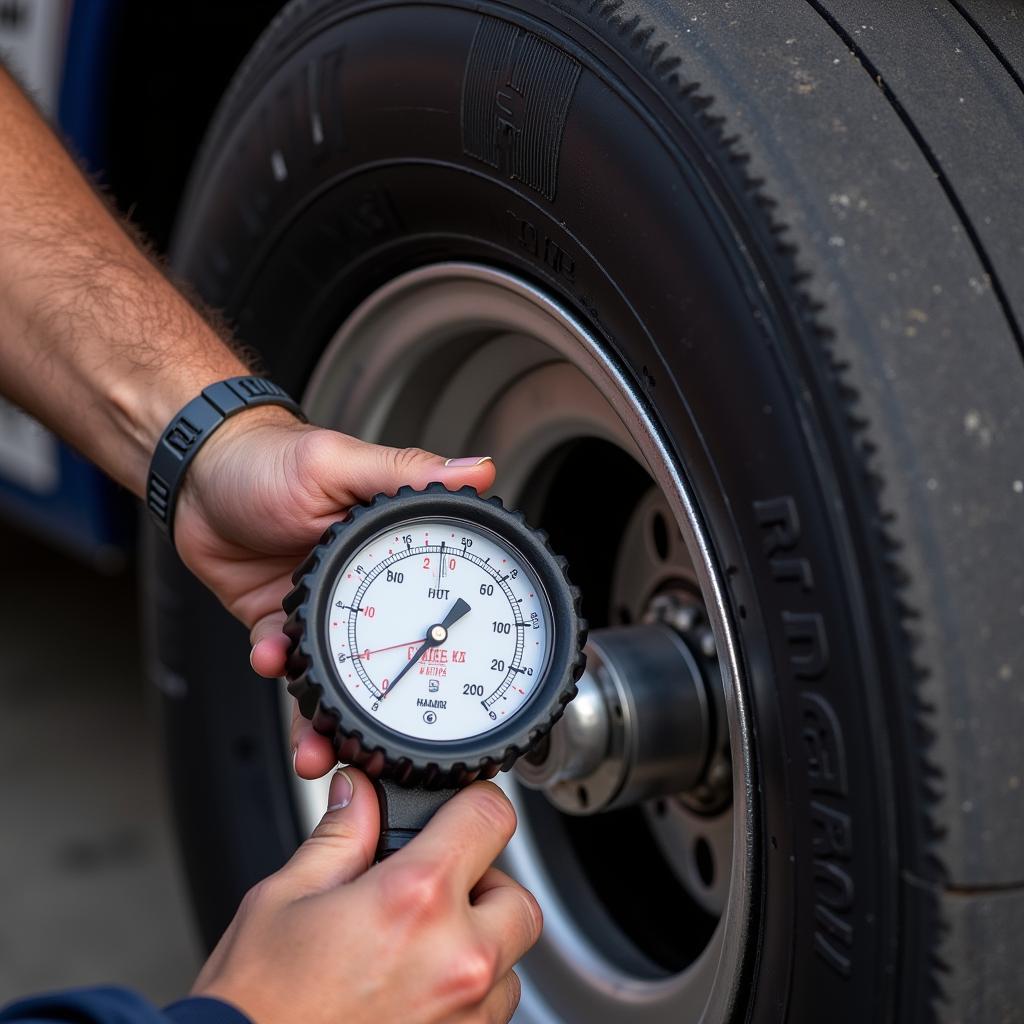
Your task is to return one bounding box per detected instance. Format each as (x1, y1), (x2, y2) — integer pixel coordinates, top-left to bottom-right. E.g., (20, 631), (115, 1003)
(327, 769), (354, 811)
(292, 748), (298, 774)
(444, 456), (493, 468)
(249, 646), (257, 671)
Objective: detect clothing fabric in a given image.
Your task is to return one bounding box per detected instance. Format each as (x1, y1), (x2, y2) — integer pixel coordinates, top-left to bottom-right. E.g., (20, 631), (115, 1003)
(0, 987), (250, 1024)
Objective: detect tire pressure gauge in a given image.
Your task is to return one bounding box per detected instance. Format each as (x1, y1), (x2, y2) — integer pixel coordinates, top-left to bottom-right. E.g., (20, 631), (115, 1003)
(283, 484), (586, 858)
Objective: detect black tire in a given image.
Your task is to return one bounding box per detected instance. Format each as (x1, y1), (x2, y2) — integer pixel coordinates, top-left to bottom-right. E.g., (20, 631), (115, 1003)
(148, 1), (1024, 1020)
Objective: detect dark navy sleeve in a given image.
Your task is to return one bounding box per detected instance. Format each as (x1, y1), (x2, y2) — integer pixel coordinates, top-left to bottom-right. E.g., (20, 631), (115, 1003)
(163, 998), (250, 1024)
(0, 987), (250, 1024)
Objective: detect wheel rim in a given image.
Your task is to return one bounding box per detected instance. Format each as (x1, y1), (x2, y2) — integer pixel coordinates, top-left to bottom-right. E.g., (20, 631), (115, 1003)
(287, 262), (755, 1022)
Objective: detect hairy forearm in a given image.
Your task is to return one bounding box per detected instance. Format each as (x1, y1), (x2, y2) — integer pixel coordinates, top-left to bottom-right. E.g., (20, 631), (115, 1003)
(0, 68), (249, 495)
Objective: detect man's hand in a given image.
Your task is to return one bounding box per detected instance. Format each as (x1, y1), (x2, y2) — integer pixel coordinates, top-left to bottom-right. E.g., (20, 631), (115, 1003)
(193, 770), (540, 1024)
(173, 407), (495, 780)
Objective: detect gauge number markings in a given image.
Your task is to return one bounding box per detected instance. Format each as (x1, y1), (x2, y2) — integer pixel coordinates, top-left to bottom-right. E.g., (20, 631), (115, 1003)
(328, 538), (546, 737)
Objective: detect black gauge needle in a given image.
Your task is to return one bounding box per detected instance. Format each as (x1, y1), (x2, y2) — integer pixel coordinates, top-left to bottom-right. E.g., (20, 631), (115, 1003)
(380, 597), (471, 700)
(438, 596), (471, 632)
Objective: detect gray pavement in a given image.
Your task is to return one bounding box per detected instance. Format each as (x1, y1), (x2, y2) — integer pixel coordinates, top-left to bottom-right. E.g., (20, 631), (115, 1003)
(0, 522), (201, 1007)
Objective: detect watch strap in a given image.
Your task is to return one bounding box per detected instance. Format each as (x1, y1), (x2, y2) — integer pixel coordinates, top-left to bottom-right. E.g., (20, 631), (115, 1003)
(147, 375), (305, 540)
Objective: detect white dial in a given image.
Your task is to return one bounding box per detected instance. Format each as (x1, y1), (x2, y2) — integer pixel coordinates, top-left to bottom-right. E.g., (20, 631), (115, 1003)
(325, 517), (552, 741)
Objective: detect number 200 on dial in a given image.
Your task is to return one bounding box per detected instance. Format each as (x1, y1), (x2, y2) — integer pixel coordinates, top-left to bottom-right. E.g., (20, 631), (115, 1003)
(326, 518), (552, 741)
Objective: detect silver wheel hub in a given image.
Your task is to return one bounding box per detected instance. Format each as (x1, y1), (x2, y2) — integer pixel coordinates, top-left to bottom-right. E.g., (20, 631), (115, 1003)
(291, 263), (753, 1022)
(516, 623), (713, 814)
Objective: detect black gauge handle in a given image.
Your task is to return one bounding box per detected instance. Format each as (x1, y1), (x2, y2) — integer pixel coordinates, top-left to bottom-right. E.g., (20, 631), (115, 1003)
(374, 779), (459, 861)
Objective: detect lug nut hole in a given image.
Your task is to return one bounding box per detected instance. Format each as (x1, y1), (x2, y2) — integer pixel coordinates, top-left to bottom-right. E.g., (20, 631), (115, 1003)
(695, 836), (715, 888)
(652, 511), (670, 560)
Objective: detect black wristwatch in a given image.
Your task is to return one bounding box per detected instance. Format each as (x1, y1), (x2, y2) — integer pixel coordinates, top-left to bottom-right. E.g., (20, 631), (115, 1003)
(146, 375), (305, 540)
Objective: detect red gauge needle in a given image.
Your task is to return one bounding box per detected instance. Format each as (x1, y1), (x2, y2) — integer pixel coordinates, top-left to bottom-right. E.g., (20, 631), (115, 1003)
(355, 639), (425, 660)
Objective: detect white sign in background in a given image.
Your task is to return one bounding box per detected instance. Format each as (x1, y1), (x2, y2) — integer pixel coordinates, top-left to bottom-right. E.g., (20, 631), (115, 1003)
(0, 1), (70, 494)
(0, 399), (59, 493)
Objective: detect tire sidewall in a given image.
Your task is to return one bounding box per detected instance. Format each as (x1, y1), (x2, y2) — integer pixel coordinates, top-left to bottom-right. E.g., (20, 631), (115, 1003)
(162, 1), (899, 1018)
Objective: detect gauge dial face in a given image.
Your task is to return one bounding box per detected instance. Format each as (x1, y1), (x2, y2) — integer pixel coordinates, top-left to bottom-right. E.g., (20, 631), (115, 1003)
(325, 517), (553, 741)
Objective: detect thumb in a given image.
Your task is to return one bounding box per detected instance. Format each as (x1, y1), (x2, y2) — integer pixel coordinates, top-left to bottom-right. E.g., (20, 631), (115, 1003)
(405, 452), (497, 491)
(341, 439), (497, 500)
(279, 768), (381, 893)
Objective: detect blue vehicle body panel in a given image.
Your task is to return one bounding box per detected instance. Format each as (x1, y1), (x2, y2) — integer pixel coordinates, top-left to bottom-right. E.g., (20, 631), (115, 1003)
(58, 0), (122, 169)
(0, 443), (131, 567)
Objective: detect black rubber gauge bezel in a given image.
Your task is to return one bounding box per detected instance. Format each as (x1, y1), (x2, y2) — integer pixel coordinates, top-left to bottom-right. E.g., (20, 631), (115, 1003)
(284, 484), (587, 788)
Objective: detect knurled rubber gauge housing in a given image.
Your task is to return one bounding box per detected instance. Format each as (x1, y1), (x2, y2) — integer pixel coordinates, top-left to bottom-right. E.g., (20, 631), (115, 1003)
(283, 484), (587, 795)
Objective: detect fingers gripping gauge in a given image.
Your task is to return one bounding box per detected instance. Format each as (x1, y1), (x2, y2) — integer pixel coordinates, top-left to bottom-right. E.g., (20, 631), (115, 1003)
(283, 485), (586, 859)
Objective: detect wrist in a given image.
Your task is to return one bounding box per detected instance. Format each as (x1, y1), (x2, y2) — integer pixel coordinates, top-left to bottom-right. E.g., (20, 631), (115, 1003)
(108, 357), (251, 494)
(181, 404), (309, 500)
(146, 377), (307, 540)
